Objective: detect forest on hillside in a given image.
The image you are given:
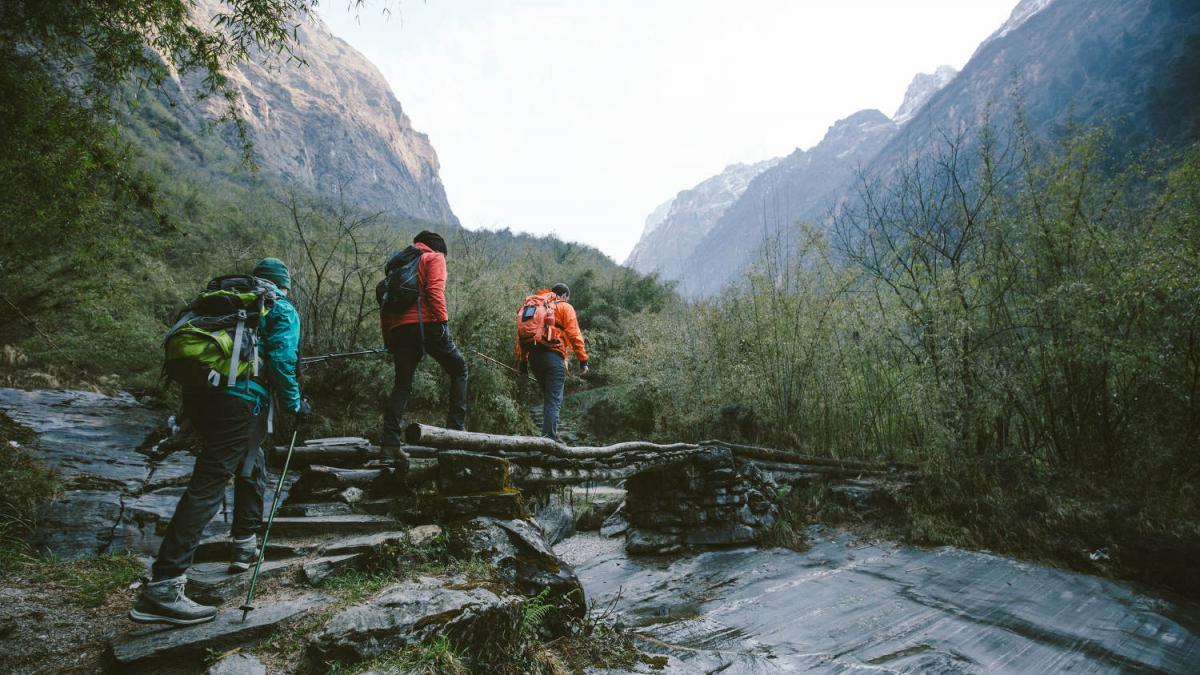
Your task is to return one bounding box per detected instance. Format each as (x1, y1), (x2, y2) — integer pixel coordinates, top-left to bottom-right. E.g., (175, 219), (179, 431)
(1, 0), (1198, 601)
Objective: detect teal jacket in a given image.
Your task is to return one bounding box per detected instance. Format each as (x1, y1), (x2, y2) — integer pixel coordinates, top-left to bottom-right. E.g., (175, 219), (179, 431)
(227, 287), (302, 412)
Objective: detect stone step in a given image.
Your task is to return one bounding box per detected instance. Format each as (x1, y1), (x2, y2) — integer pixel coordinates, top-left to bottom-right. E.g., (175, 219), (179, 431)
(186, 559), (294, 606)
(268, 515), (404, 538)
(279, 501), (354, 518)
(110, 593), (330, 672)
(353, 498), (394, 516)
(193, 535), (321, 563)
(321, 525), (443, 558)
(302, 553), (364, 584)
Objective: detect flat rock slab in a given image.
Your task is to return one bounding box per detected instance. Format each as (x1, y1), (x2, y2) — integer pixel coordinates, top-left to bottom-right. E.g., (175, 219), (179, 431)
(111, 593), (330, 672)
(187, 560), (293, 606)
(269, 515), (403, 538)
(278, 501), (354, 518)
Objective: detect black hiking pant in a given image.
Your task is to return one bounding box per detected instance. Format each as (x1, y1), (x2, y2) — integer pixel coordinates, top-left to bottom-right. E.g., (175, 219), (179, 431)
(529, 348), (566, 441)
(382, 322), (469, 444)
(151, 391), (267, 581)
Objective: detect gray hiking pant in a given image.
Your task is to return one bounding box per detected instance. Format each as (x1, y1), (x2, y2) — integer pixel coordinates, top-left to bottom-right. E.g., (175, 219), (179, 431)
(151, 391), (267, 581)
(529, 349), (566, 441)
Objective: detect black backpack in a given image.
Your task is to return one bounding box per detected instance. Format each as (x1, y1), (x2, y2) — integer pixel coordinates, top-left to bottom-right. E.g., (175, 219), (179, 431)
(376, 246), (423, 311)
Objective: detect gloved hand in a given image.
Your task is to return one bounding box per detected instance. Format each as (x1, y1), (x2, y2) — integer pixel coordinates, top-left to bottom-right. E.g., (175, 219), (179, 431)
(295, 397), (313, 425)
(580, 360), (590, 375)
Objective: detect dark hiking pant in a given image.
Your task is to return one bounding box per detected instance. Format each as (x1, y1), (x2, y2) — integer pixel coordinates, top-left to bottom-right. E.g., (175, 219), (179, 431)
(529, 348), (566, 441)
(382, 322), (469, 444)
(151, 392), (267, 581)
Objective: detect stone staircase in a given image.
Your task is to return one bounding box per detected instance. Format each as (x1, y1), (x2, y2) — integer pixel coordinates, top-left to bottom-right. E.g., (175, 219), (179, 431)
(108, 439), (436, 672)
(106, 437), (583, 673)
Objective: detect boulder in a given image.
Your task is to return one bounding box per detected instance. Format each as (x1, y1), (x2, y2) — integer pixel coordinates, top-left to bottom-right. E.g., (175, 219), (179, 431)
(437, 450), (510, 495)
(534, 494), (575, 545)
(308, 577), (521, 665)
(600, 506), (629, 538)
(448, 517), (585, 619)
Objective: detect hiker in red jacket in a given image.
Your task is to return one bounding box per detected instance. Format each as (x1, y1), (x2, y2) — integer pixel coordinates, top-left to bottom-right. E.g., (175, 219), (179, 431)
(515, 283), (588, 441)
(380, 231), (468, 448)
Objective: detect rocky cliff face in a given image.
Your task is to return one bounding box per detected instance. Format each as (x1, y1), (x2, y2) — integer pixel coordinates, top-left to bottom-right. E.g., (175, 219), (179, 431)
(626, 0), (1200, 297)
(165, 4), (458, 226)
(878, 0), (1200, 168)
(625, 158), (779, 279)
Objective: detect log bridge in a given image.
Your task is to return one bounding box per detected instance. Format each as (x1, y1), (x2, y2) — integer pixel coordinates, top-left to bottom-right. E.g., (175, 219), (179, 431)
(275, 425), (914, 555)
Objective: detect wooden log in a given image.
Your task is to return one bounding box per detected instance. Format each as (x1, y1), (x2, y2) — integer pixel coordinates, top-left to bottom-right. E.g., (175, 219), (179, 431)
(405, 424), (699, 459)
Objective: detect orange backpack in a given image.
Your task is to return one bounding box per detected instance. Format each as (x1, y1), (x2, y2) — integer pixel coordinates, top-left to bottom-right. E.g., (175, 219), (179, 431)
(516, 292), (559, 354)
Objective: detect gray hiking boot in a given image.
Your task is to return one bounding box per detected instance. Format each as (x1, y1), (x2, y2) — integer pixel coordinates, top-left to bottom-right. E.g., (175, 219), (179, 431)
(128, 575), (218, 626)
(381, 444), (410, 472)
(229, 535), (258, 573)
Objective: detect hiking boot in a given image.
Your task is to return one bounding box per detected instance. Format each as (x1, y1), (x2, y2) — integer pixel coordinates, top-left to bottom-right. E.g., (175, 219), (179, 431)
(128, 575), (218, 626)
(228, 535), (258, 573)
(381, 444), (410, 472)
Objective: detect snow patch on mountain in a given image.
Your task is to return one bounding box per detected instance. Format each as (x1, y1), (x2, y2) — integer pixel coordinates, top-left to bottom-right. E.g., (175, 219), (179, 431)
(893, 66), (958, 125)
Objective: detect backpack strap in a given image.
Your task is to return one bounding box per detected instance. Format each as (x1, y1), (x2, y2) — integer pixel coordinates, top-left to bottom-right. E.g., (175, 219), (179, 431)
(227, 308), (247, 387)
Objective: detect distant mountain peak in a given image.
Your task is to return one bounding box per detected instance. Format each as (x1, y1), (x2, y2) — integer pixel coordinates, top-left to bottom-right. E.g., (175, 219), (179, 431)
(893, 65), (958, 125)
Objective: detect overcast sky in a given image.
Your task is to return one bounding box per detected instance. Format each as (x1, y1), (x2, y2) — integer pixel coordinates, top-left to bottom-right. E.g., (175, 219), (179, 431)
(318, 0), (1020, 261)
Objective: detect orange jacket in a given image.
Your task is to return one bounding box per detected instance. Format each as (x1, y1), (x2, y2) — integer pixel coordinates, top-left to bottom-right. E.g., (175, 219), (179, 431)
(515, 291), (588, 366)
(380, 242), (449, 336)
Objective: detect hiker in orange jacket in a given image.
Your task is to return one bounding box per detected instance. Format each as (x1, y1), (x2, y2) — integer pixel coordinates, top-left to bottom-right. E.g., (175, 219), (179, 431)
(515, 283), (588, 440)
(380, 231), (468, 448)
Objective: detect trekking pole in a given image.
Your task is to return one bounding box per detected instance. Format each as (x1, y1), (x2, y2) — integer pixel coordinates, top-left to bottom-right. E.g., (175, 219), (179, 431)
(470, 349), (536, 383)
(239, 427), (298, 622)
(299, 348), (388, 367)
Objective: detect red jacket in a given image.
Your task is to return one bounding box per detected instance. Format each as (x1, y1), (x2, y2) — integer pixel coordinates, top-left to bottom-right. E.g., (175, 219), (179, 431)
(515, 291), (588, 367)
(380, 242), (449, 335)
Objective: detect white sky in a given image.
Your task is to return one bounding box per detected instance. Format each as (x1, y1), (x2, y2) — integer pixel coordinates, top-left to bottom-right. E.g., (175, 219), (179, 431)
(318, 0), (1020, 261)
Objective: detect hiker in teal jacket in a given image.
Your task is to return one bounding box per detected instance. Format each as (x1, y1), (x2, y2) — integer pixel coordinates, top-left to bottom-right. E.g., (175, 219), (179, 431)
(131, 258), (312, 626)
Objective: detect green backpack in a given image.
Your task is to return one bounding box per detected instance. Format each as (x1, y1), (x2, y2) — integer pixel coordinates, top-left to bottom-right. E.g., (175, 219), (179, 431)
(163, 275), (277, 388)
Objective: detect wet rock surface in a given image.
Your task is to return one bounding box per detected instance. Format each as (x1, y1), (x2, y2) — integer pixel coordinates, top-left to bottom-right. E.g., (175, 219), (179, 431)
(560, 528), (1200, 673)
(0, 388), (297, 559)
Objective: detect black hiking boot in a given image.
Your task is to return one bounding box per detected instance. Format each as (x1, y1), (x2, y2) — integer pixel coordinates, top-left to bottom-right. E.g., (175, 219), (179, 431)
(128, 575), (218, 626)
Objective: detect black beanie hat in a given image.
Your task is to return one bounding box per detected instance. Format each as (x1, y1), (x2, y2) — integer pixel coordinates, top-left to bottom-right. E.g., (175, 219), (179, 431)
(414, 230), (448, 255)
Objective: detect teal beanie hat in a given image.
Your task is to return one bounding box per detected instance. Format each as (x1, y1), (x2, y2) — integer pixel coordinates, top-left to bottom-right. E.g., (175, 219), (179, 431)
(253, 257), (291, 290)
